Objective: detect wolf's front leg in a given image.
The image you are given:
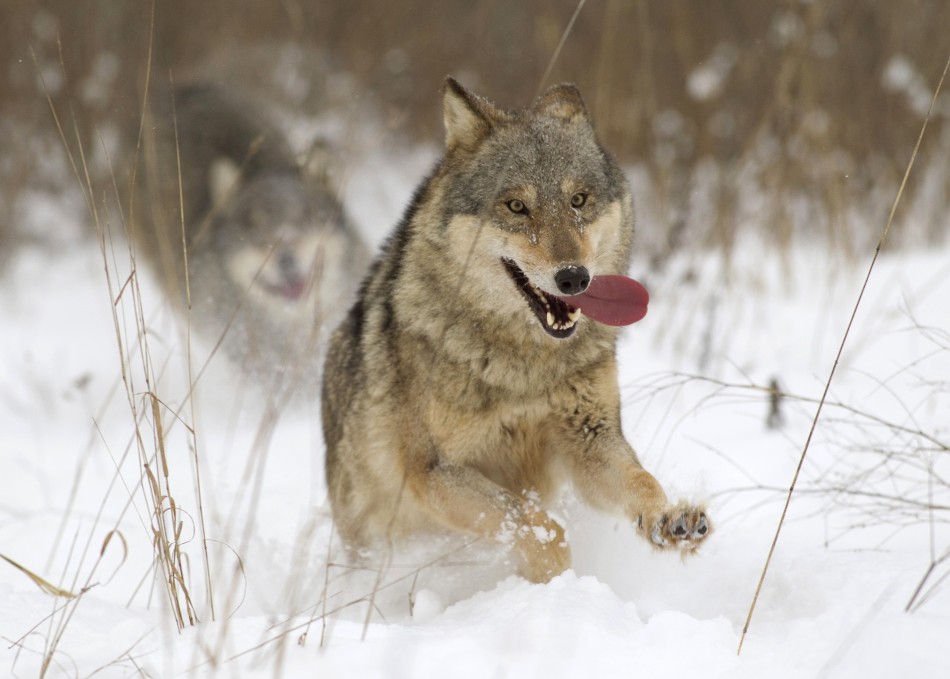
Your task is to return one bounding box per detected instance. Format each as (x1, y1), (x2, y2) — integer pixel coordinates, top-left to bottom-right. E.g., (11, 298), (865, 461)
(407, 463), (571, 583)
(567, 430), (710, 553)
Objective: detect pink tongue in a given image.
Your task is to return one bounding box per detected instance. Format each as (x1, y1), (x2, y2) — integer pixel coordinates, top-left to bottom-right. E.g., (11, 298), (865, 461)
(269, 276), (309, 301)
(563, 275), (649, 326)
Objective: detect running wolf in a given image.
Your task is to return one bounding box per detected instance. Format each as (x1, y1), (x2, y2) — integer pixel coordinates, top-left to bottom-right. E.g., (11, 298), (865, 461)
(322, 78), (710, 583)
(133, 83), (369, 385)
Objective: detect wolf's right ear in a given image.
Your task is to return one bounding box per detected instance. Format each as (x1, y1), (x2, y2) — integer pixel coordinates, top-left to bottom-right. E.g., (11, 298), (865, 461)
(533, 83), (589, 123)
(442, 77), (499, 152)
(301, 138), (342, 192)
(209, 157), (241, 206)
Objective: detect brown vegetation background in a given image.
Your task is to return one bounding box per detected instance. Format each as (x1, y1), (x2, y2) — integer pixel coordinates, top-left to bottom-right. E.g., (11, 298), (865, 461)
(2, 0), (948, 264)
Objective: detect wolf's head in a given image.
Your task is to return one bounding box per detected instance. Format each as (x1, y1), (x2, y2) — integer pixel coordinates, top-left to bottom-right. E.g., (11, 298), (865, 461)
(431, 78), (636, 341)
(203, 157), (356, 320)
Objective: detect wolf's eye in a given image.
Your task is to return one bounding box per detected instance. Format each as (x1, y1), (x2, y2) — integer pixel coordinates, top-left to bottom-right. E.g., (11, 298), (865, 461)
(570, 193), (588, 208)
(507, 199), (528, 214)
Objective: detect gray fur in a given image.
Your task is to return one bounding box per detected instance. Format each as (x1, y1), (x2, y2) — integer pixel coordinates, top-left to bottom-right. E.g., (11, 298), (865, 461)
(131, 82), (369, 389)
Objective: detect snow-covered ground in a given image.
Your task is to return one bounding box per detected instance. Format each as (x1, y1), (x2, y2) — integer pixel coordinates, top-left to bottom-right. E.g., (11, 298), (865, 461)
(1, 151), (948, 678)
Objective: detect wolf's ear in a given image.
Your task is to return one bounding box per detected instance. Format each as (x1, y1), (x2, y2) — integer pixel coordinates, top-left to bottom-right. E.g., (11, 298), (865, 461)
(442, 77), (499, 152)
(533, 83), (589, 123)
(301, 138), (342, 192)
(209, 157), (241, 206)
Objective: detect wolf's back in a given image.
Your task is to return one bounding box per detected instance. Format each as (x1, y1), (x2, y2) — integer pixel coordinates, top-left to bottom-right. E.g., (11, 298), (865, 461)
(151, 84), (297, 220)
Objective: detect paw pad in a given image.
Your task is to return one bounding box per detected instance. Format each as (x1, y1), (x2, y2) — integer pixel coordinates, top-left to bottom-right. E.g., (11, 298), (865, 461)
(644, 505), (711, 551)
(672, 516), (689, 537)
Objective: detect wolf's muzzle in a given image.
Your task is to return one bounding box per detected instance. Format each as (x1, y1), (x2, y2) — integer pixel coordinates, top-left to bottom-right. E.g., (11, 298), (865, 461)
(502, 258), (581, 339)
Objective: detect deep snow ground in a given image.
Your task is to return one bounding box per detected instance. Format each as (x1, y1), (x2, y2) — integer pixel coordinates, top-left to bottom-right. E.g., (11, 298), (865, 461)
(1, 152), (949, 677)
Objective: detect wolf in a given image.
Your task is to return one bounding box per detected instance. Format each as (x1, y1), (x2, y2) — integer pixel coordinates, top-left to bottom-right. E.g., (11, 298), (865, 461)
(321, 78), (710, 583)
(133, 83), (369, 387)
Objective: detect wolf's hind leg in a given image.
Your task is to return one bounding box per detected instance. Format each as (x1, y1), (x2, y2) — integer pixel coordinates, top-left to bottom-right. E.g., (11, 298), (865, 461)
(406, 463), (571, 583)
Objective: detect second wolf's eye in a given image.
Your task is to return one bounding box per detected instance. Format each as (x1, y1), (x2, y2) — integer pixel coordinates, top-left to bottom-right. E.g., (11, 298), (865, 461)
(571, 192), (588, 208)
(507, 199), (528, 214)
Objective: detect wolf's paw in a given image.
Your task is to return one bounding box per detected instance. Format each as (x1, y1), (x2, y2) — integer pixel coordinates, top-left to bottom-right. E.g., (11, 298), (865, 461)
(514, 518), (572, 583)
(639, 502), (711, 554)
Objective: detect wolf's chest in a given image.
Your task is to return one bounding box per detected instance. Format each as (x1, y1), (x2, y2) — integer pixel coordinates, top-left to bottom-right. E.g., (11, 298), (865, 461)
(426, 396), (566, 492)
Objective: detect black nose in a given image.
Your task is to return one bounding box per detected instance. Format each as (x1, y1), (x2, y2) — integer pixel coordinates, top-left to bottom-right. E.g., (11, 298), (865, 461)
(278, 250), (299, 276)
(554, 266), (590, 295)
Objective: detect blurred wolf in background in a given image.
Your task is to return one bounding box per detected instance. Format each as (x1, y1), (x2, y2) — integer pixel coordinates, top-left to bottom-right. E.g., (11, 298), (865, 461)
(322, 78), (710, 583)
(130, 83), (369, 391)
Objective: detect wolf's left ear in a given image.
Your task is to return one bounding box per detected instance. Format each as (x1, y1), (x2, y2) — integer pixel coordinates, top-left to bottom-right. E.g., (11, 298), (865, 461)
(442, 77), (500, 152)
(533, 83), (589, 123)
(209, 157), (241, 206)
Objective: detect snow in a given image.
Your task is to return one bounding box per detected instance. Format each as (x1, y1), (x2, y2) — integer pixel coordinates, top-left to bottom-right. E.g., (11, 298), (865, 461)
(882, 55), (938, 117)
(686, 44), (737, 102)
(1, 150), (949, 678)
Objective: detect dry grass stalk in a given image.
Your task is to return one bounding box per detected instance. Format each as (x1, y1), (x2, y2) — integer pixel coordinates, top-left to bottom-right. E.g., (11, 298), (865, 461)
(28, 18), (210, 664)
(0, 554), (76, 598)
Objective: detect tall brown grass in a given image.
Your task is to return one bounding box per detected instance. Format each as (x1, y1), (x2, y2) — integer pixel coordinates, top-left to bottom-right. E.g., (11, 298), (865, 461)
(2, 1), (948, 264)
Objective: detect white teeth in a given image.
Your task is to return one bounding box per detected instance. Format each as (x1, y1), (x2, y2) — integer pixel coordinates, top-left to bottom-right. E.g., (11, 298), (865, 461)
(521, 276), (580, 333)
(548, 317), (577, 332)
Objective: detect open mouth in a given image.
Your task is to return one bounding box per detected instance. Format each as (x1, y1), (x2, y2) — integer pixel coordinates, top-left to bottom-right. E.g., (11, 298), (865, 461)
(502, 258), (581, 339)
(260, 273), (311, 301)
